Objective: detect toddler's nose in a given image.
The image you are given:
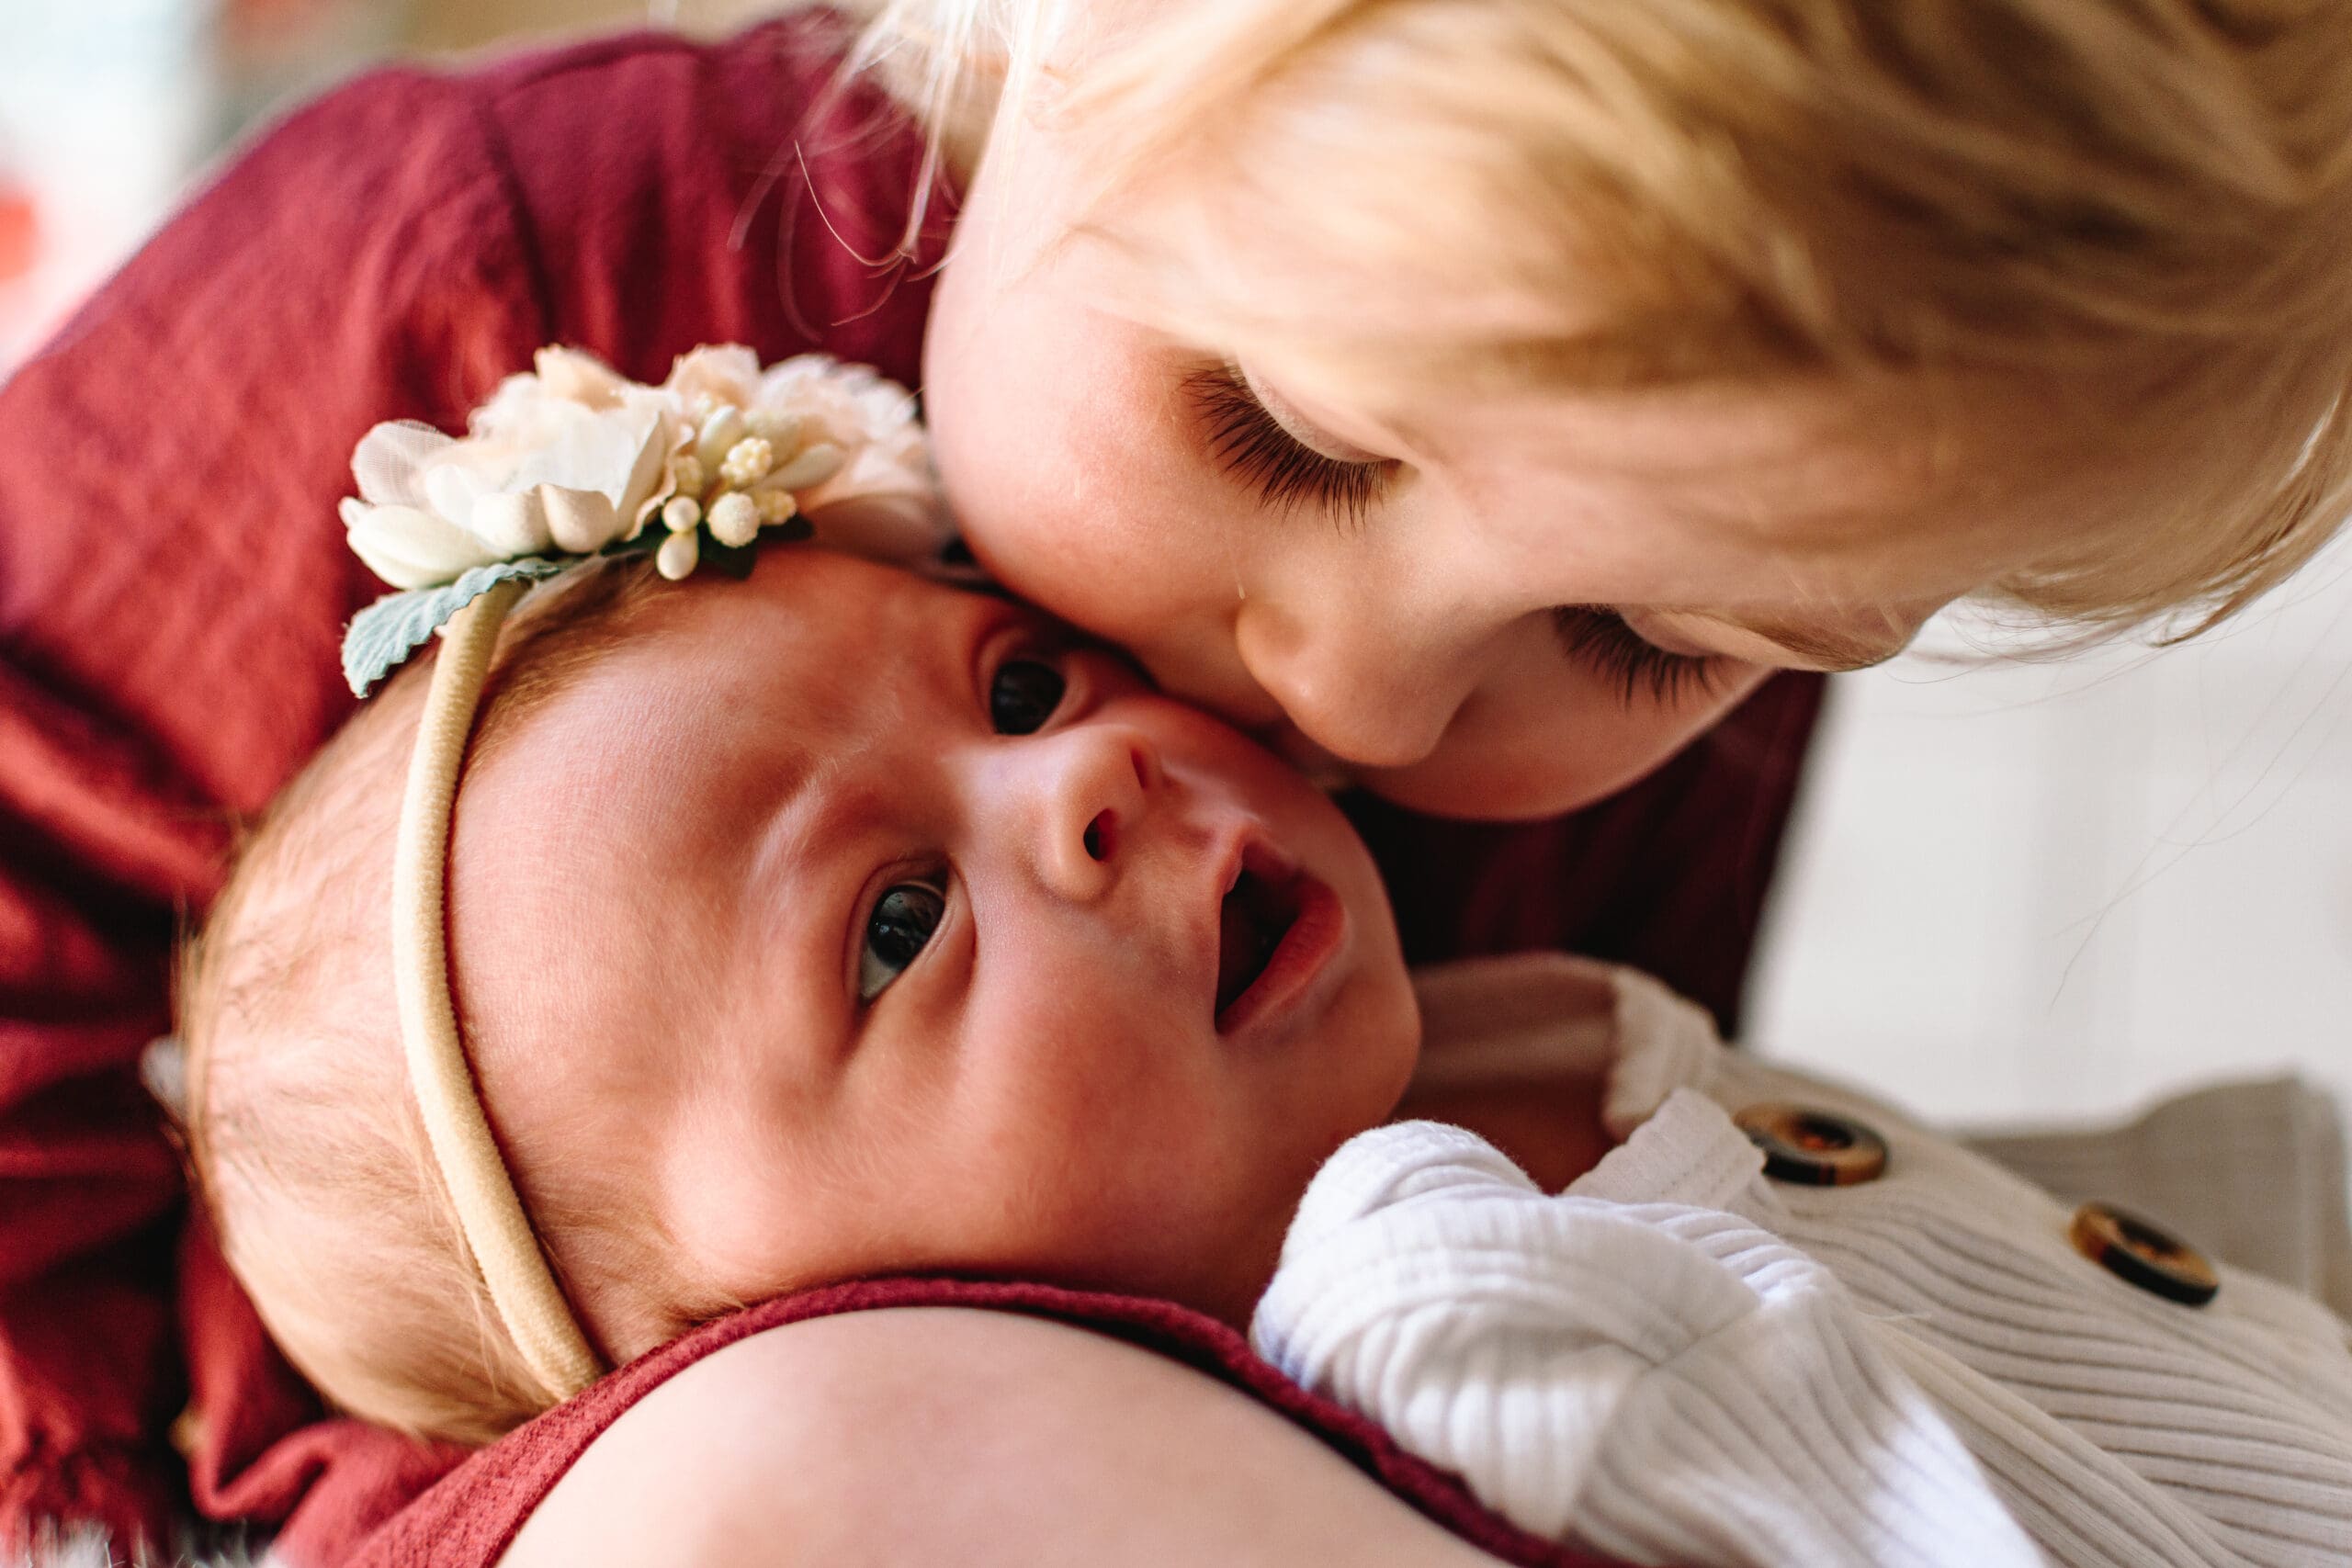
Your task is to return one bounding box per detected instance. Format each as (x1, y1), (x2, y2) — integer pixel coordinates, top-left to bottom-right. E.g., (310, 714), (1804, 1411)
(1235, 602), (1468, 770)
(1024, 722), (1164, 902)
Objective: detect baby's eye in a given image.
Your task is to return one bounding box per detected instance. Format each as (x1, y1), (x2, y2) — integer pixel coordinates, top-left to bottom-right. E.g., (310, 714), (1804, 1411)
(989, 657), (1067, 736)
(859, 882), (945, 1001)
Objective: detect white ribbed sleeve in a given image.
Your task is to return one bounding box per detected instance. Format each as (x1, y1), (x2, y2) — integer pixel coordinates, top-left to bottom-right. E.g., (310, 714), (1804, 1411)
(1253, 1109), (2044, 1568)
(1250, 957), (2352, 1568)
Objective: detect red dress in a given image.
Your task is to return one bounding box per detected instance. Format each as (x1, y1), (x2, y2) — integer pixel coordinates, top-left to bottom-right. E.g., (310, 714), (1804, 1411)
(0, 14), (1821, 1553)
(342, 1278), (1623, 1568)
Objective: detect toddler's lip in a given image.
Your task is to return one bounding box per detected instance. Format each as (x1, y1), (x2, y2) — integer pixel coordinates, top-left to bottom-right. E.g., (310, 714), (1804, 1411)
(1207, 831), (1343, 1036)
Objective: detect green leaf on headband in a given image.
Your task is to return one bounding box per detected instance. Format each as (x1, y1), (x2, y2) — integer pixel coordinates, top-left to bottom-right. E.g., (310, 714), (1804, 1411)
(701, 535), (758, 580)
(342, 557), (567, 698)
(706, 513), (814, 577)
(603, 528), (663, 558)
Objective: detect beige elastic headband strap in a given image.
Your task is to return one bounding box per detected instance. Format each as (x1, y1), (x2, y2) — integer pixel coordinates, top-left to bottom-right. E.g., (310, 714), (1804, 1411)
(391, 580), (604, 1402)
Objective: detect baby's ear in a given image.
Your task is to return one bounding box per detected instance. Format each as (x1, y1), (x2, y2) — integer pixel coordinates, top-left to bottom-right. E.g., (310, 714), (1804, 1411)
(141, 1034), (189, 1130)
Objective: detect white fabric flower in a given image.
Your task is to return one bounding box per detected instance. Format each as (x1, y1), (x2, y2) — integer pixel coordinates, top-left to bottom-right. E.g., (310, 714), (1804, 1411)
(343, 354), (677, 590)
(341, 344), (949, 592)
(662, 344), (765, 415)
(706, 491), (762, 548)
(742, 355), (948, 563)
(526, 344), (635, 410)
(662, 349), (948, 565)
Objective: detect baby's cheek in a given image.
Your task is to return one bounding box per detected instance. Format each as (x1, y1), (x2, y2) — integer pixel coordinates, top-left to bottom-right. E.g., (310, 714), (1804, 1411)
(978, 1092), (1222, 1268)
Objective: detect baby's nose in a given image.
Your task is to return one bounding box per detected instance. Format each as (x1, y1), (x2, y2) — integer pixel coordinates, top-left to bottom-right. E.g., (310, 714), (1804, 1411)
(1026, 722), (1164, 902)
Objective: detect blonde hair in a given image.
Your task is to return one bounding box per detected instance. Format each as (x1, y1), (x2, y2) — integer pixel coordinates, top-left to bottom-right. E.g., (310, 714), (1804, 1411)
(834, 0), (2352, 637)
(181, 562), (714, 1444)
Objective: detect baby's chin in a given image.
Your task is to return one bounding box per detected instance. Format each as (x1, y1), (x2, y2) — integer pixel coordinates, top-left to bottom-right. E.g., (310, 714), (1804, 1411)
(1207, 1091), (1412, 1330)
(1114, 1201), (1307, 1335)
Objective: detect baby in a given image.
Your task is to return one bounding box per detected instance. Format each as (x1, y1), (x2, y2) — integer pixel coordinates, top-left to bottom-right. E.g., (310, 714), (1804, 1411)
(180, 355), (2352, 1568)
(182, 543), (2352, 1568)
(184, 542), (1421, 1432)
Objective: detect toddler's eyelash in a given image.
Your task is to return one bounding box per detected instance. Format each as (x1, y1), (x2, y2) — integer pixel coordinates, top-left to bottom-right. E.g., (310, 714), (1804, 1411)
(1183, 363), (1391, 531)
(1551, 606), (1725, 707)
(1179, 368), (1712, 709)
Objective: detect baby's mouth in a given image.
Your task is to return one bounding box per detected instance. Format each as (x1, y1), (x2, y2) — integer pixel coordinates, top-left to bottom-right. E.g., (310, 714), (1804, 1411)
(1215, 851), (1303, 1020)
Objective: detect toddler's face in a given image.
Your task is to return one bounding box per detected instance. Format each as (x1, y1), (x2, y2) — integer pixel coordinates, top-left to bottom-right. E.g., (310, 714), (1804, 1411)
(924, 106), (2134, 822)
(447, 552), (1417, 1347)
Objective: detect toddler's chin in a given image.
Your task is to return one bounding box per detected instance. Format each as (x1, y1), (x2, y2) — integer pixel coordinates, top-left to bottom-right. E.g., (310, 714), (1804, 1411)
(1350, 747), (1620, 821)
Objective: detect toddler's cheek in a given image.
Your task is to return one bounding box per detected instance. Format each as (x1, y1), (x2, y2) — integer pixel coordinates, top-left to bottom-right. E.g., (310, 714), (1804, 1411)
(961, 510), (1204, 682)
(1352, 660), (1771, 821)
(938, 403), (1232, 643)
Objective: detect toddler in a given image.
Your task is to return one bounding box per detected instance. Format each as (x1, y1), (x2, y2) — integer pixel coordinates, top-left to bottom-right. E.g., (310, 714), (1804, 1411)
(18, 0), (2352, 1553)
(181, 355), (2352, 1568)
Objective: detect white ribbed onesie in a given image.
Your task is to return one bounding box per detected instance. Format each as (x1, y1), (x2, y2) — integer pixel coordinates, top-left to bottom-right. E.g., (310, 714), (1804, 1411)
(1251, 957), (2352, 1568)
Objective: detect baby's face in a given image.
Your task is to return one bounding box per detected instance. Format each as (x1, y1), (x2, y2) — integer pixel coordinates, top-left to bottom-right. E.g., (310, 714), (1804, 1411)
(447, 551), (1418, 1346)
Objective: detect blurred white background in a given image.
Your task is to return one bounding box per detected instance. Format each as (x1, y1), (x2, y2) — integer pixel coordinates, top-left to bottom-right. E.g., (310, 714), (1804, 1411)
(1755, 551), (2352, 1128)
(0, 0), (765, 366)
(5, 0), (2346, 1131)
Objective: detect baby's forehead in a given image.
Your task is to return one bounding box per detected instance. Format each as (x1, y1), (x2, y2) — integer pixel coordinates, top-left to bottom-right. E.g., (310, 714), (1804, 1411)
(446, 590), (859, 1103)
(472, 557), (1026, 838)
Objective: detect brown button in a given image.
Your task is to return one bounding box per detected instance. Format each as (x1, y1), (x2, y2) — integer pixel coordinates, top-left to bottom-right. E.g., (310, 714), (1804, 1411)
(170, 1403), (205, 1461)
(1734, 1103), (1888, 1186)
(2069, 1201), (2218, 1306)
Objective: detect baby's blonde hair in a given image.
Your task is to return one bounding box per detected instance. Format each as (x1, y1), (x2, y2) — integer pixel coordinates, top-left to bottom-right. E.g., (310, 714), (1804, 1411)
(181, 562), (710, 1444)
(837, 0), (2352, 637)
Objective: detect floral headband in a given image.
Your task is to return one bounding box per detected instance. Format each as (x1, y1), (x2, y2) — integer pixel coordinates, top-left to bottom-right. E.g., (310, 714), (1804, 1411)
(344, 345), (949, 1400)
